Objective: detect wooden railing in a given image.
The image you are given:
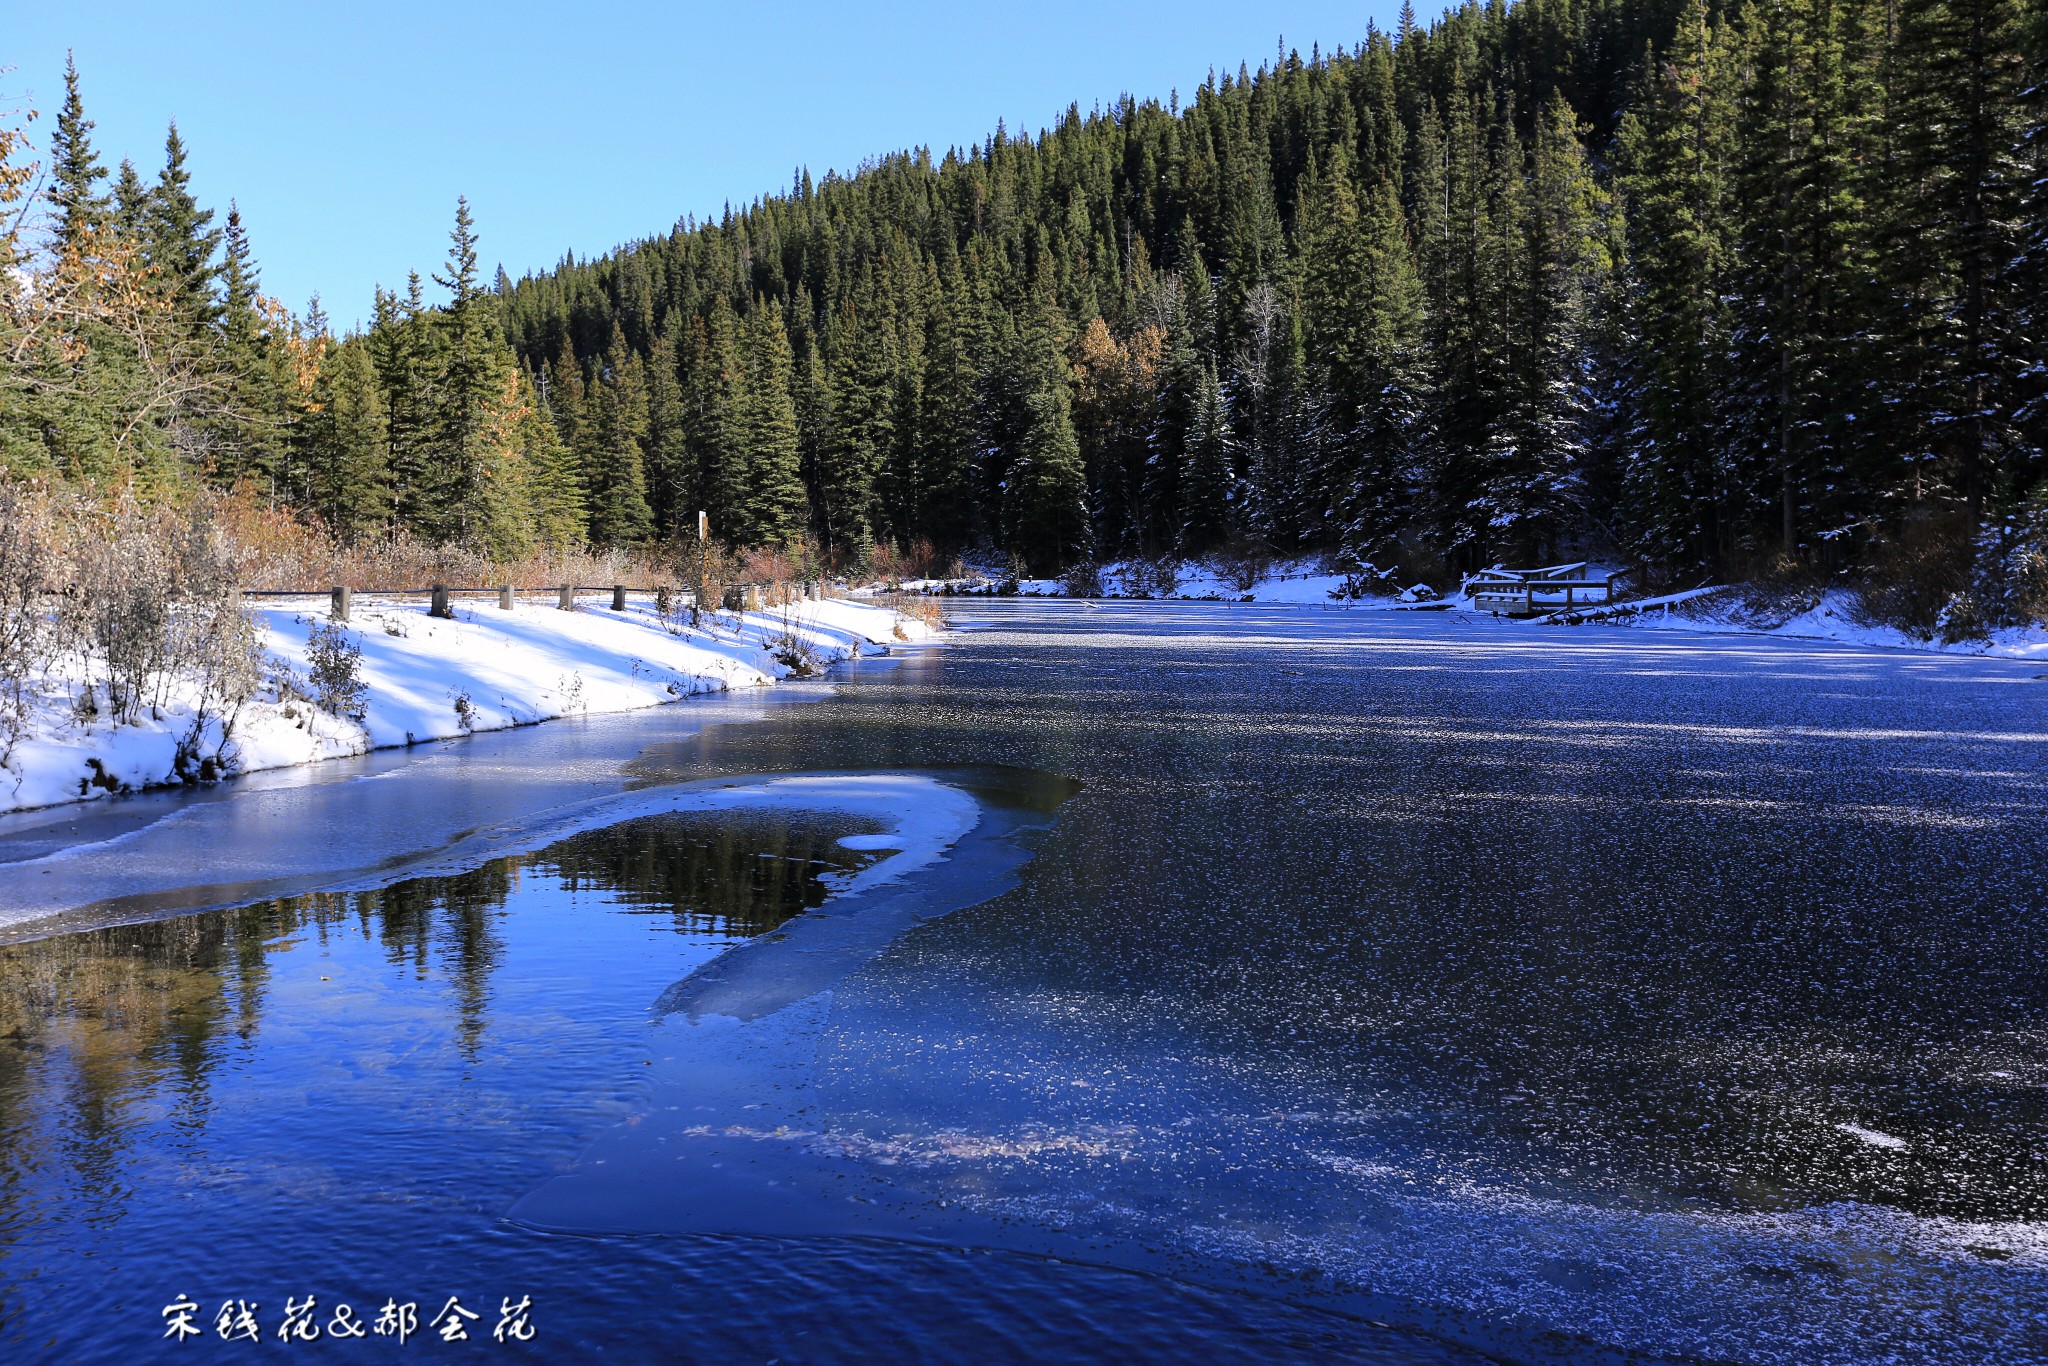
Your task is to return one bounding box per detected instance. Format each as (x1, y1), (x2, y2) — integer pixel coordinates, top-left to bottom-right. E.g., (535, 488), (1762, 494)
(241, 582), (830, 622)
(1464, 578), (1613, 616)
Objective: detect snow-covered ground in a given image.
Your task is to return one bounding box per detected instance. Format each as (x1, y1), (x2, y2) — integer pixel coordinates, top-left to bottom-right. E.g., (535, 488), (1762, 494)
(2, 594), (932, 815)
(1570, 586), (2048, 661)
(891, 555), (2048, 660)
(892, 558), (1362, 603)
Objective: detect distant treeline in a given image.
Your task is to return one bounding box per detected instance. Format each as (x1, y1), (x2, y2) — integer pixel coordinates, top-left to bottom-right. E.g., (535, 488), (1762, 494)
(4, 0), (2046, 621)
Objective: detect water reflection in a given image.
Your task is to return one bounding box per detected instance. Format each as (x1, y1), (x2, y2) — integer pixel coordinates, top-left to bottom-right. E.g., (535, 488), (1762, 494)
(536, 809), (882, 936)
(0, 809), (878, 1236)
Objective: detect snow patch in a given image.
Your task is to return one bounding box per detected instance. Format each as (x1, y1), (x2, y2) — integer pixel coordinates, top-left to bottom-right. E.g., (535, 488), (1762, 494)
(1835, 1123), (1909, 1152)
(1, 595), (933, 815)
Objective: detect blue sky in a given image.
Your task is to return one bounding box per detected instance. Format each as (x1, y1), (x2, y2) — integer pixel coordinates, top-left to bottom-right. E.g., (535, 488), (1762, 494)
(11, 1), (1404, 328)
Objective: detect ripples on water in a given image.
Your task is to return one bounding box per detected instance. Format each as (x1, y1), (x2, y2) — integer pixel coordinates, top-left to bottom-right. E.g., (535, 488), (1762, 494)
(1, 603), (2046, 1363)
(0, 787), (1451, 1363)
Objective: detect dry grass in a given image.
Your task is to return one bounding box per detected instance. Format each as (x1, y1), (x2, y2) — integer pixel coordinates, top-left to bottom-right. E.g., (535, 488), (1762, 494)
(877, 592), (948, 632)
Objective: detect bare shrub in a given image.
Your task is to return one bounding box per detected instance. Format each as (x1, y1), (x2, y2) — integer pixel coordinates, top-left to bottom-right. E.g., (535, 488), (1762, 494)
(1848, 513), (1973, 638)
(51, 493), (263, 782)
(0, 480), (57, 765)
(867, 541), (905, 587)
(879, 592), (948, 631)
(1210, 537), (1274, 593)
(767, 621), (825, 677)
(1061, 561), (1104, 597)
(66, 496), (179, 725)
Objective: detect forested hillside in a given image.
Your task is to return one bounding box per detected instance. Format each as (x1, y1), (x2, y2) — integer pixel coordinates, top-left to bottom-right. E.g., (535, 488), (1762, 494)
(5, 0), (2046, 622)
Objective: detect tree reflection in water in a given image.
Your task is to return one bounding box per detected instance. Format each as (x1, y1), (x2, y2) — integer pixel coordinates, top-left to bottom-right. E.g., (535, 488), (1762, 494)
(0, 808), (883, 1229)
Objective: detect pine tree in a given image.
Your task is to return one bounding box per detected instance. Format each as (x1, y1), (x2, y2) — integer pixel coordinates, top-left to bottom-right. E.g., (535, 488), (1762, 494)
(643, 320), (690, 536)
(48, 53), (107, 259)
(585, 323), (655, 544)
(431, 196), (521, 544)
(735, 301), (808, 545)
(524, 366), (588, 550)
(1179, 359), (1236, 549)
(1005, 384), (1091, 574)
(1615, 0), (1739, 580)
(300, 337), (391, 535)
(144, 121), (221, 332)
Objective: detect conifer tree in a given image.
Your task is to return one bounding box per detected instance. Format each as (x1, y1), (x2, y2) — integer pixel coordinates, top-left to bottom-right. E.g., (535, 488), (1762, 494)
(48, 54), (106, 259)
(111, 159), (147, 238)
(1882, 0), (2030, 521)
(300, 337), (391, 535)
(735, 301), (808, 545)
(144, 122), (221, 333)
(1180, 359), (1236, 549)
(586, 323), (655, 544)
(524, 365), (588, 550)
(213, 202), (295, 489)
(688, 298), (746, 537)
(431, 196), (521, 544)
(643, 320), (690, 536)
(822, 279), (896, 551)
(372, 276), (437, 530)
(1005, 384), (1091, 573)
(1300, 155), (1425, 561)
(1615, 0), (1738, 578)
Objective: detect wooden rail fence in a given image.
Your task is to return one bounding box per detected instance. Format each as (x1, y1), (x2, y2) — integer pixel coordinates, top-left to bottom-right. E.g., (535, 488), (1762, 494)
(235, 581), (829, 622)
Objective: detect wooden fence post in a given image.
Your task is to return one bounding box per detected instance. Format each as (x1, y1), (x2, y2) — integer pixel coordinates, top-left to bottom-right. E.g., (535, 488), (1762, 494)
(330, 585), (350, 622)
(430, 584), (453, 619)
(611, 584), (627, 611)
(558, 585), (574, 611)
(499, 585), (514, 610)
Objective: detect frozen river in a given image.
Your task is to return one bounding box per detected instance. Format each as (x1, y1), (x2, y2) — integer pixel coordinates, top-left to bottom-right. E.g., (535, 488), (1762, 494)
(1, 601), (2044, 1362)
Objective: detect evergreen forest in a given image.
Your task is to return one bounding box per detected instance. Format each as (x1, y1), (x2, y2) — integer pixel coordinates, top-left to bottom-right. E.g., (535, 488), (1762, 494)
(5, 0), (2048, 624)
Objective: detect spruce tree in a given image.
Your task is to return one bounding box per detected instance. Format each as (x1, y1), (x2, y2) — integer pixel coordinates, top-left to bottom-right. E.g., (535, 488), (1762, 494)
(431, 196), (520, 544)
(144, 121), (221, 332)
(1300, 154), (1425, 562)
(524, 366), (589, 550)
(301, 337), (391, 536)
(1882, 0), (2030, 521)
(48, 53), (107, 259)
(111, 159), (148, 238)
(822, 279), (896, 552)
(643, 320), (691, 536)
(1180, 359), (1236, 549)
(735, 301), (809, 545)
(1615, 0), (1739, 580)
(585, 323), (655, 544)
(373, 276), (437, 533)
(1006, 383), (1092, 574)
(688, 298), (746, 538)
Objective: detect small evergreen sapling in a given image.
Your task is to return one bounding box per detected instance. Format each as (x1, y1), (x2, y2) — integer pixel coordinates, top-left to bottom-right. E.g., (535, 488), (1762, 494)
(306, 620), (368, 722)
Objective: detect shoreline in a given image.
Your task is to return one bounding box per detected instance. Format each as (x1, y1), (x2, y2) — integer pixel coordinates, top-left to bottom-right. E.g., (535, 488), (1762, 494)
(1, 594), (935, 817)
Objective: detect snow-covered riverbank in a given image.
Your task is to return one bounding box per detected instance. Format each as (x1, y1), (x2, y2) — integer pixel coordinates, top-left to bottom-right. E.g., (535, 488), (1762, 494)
(894, 556), (2048, 661)
(2, 594), (932, 815)
(1555, 586), (2048, 661)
